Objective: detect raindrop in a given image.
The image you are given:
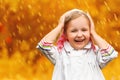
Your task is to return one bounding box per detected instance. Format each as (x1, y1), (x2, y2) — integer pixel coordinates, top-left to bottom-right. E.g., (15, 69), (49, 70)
(113, 14), (118, 21)
(104, 1), (111, 11)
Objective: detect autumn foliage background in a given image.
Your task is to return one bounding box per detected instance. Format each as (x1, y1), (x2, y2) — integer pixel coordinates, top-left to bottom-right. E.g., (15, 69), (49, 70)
(0, 0), (120, 80)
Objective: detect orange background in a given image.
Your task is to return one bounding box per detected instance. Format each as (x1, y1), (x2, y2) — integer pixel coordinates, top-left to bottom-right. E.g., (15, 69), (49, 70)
(0, 0), (120, 80)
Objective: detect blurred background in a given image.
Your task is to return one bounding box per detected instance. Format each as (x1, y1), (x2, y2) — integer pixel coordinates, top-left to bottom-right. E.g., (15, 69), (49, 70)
(0, 0), (120, 80)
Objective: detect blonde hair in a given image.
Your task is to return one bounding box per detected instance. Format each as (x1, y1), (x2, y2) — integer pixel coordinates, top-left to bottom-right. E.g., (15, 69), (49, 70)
(64, 9), (90, 33)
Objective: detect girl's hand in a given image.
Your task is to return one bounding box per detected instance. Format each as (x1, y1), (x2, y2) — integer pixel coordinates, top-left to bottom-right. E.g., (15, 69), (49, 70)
(87, 12), (96, 35)
(58, 14), (66, 29)
(58, 9), (81, 29)
(58, 10), (72, 29)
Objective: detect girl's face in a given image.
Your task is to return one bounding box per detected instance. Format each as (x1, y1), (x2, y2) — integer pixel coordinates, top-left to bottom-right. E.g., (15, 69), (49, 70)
(65, 15), (90, 50)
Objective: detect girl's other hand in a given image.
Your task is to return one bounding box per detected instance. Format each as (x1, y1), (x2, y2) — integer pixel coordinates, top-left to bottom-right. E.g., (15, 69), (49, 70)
(58, 9), (80, 29)
(87, 12), (96, 35)
(58, 15), (66, 29)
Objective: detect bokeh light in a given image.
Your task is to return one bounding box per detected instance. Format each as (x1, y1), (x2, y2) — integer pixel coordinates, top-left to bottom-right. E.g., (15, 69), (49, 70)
(0, 0), (120, 80)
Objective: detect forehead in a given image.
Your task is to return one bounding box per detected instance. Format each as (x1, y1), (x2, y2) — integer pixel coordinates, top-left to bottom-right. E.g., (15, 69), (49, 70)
(66, 15), (90, 29)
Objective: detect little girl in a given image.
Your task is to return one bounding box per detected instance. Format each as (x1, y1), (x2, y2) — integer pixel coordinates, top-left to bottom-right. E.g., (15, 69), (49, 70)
(36, 9), (118, 80)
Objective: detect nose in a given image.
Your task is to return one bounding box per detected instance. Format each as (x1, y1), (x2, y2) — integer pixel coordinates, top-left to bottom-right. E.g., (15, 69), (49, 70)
(76, 31), (83, 37)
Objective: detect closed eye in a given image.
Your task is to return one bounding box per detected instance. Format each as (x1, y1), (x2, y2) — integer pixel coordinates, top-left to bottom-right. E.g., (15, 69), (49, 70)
(71, 29), (78, 32)
(81, 28), (88, 31)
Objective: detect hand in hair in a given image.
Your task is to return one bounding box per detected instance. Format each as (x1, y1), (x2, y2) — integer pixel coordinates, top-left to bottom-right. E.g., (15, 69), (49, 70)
(86, 12), (96, 35)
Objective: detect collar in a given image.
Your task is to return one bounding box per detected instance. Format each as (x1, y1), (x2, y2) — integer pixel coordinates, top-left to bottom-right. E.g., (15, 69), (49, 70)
(63, 41), (93, 52)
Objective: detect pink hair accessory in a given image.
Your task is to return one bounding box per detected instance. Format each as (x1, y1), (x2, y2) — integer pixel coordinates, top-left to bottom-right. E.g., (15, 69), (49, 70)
(57, 33), (67, 52)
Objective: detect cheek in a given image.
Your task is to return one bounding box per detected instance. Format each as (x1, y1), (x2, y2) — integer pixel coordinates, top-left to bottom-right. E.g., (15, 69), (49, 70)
(65, 32), (74, 40)
(87, 34), (90, 39)
(85, 32), (90, 39)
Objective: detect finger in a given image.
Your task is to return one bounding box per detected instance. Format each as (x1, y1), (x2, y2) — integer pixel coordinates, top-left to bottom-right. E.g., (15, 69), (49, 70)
(86, 12), (94, 28)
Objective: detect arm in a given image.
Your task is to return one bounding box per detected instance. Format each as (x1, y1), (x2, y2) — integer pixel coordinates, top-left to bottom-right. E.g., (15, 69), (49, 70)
(42, 15), (65, 43)
(87, 13), (108, 49)
(91, 31), (108, 49)
(36, 16), (65, 64)
(87, 13), (118, 68)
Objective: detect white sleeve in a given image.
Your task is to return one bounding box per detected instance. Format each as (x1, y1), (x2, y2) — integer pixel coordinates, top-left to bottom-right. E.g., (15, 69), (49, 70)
(96, 45), (118, 68)
(36, 40), (59, 65)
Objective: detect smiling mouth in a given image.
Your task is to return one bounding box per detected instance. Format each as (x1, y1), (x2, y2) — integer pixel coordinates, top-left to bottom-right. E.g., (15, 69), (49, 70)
(74, 39), (85, 42)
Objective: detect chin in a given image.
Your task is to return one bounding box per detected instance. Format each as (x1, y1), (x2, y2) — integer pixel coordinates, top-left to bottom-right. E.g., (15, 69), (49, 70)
(74, 43), (87, 50)
(74, 46), (84, 50)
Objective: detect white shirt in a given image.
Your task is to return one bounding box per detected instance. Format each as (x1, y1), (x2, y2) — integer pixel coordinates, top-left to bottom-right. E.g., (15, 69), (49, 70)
(37, 41), (118, 80)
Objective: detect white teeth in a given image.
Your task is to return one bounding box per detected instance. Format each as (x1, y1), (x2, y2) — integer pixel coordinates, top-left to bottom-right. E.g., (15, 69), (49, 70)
(74, 39), (84, 42)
